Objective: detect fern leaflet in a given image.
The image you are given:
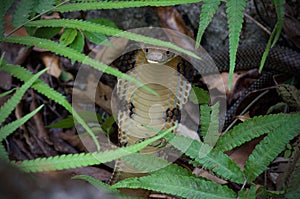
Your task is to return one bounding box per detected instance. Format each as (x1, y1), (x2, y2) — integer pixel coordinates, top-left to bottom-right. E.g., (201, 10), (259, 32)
(238, 185), (256, 199)
(244, 112), (300, 182)
(226, 0), (246, 90)
(215, 113), (296, 152)
(258, 0), (285, 73)
(0, 36), (157, 96)
(0, 88), (16, 99)
(54, 0), (200, 12)
(26, 19), (201, 60)
(14, 125), (174, 172)
(0, 63), (100, 151)
(12, 0), (34, 27)
(112, 173), (236, 199)
(195, 0), (221, 48)
(165, 134), (244, 184)
(0, 105), (44, 141)
(0, 143), (8, 161)
(202, 103), (219, 147)
(122, 153), (192, 175)
(0, 68), (47, 124)
(33, 0), (56, 13)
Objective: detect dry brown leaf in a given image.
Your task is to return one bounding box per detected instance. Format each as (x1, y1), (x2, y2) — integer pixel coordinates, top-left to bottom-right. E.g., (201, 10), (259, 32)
(192, 167), (227, 184)
(41, 53), (62, 78)
(235, 112), (251, 122)
(227, 137), (263, 170)
(4, 15), (28, 37)
(155, 6), (194, 39)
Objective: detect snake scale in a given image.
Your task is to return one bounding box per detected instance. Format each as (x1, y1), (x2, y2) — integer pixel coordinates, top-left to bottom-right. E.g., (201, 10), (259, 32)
(109, 44), (300, 196)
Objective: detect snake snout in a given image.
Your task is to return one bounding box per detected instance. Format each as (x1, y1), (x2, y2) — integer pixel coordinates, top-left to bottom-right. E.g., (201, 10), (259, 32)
(147, 53), (164, 63)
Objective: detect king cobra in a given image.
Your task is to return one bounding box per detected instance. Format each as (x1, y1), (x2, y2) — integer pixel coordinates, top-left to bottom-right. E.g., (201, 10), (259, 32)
(108, 44), (300, 196)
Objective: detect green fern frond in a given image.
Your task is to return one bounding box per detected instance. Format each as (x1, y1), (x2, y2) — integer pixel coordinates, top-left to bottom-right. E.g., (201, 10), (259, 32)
(0, 88), (16, 99)
(0, 63), (100, 150)
(0, 36), (157, 96)
(0, 105), (44, 142)
(12, 0), (34, 27)
(244, 112), (300, 182)
(0, 68), (47, 124)
(72, 175), (120, 193)
(258, 0), (285, 73)
(26, 19), (201, 60)
(122, 153), (192, 175)
(54, 0), (200, 12)
(0, 143), (9, 161)
(238, 185), (256, 199)
(112, 173), (236, 199)
(189, 86), (210, 105)
(226, 0), (246, 90)
(33, 0), (56, 14)
(14, 125), (174, 172)
(195, 0), (221, 49)
(165, 134), (244, 184)
(201, 103), (219, 146)
(215, 113), (297, 152)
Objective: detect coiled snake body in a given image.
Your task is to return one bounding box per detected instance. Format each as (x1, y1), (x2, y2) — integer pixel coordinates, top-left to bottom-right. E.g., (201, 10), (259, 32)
(109, 45), (300, 196)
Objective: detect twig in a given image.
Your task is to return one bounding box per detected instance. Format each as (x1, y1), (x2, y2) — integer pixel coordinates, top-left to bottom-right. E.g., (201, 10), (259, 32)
(244, 12), (271, 35)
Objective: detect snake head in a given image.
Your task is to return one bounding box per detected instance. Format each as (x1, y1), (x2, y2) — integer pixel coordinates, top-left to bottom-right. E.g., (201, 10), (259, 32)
(142, 45), (176, 64)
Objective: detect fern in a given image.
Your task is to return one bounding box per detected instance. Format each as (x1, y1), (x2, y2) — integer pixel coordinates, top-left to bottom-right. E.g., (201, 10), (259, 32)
(165, 134), (245, 184)
(0, 36), (157, 96)
(54, 0), (200, 12)
(0, 68), (47, 124)
(244, 112), (300, 182)
(226, 0), (246, 90)
(0, 105), (44, 142)
(215, 113), (298, 152)
(12, 0), (34, 27)
(26, 19), (201, 60)
(0, 62), (100, 150)
(201, 103), (219, 146)
(238, 185), (256, 199)
(259, 0), (285, 73)
(33, 0), (56, 14)
(0, 143), (8, 161)
(72, 175), (120, 193)
(112, 173), (236, 199)
(14, 125), (175, 172)
(195, 0), (221, 49)
(189, 86), (210, 105)
(122, 153), (192, 175)
(0, 88), (16, 99)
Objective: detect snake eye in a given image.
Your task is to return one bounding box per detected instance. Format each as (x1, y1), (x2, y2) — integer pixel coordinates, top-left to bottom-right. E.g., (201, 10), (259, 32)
(166, 51), (170, 55)
(145, 48), (149, 53)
